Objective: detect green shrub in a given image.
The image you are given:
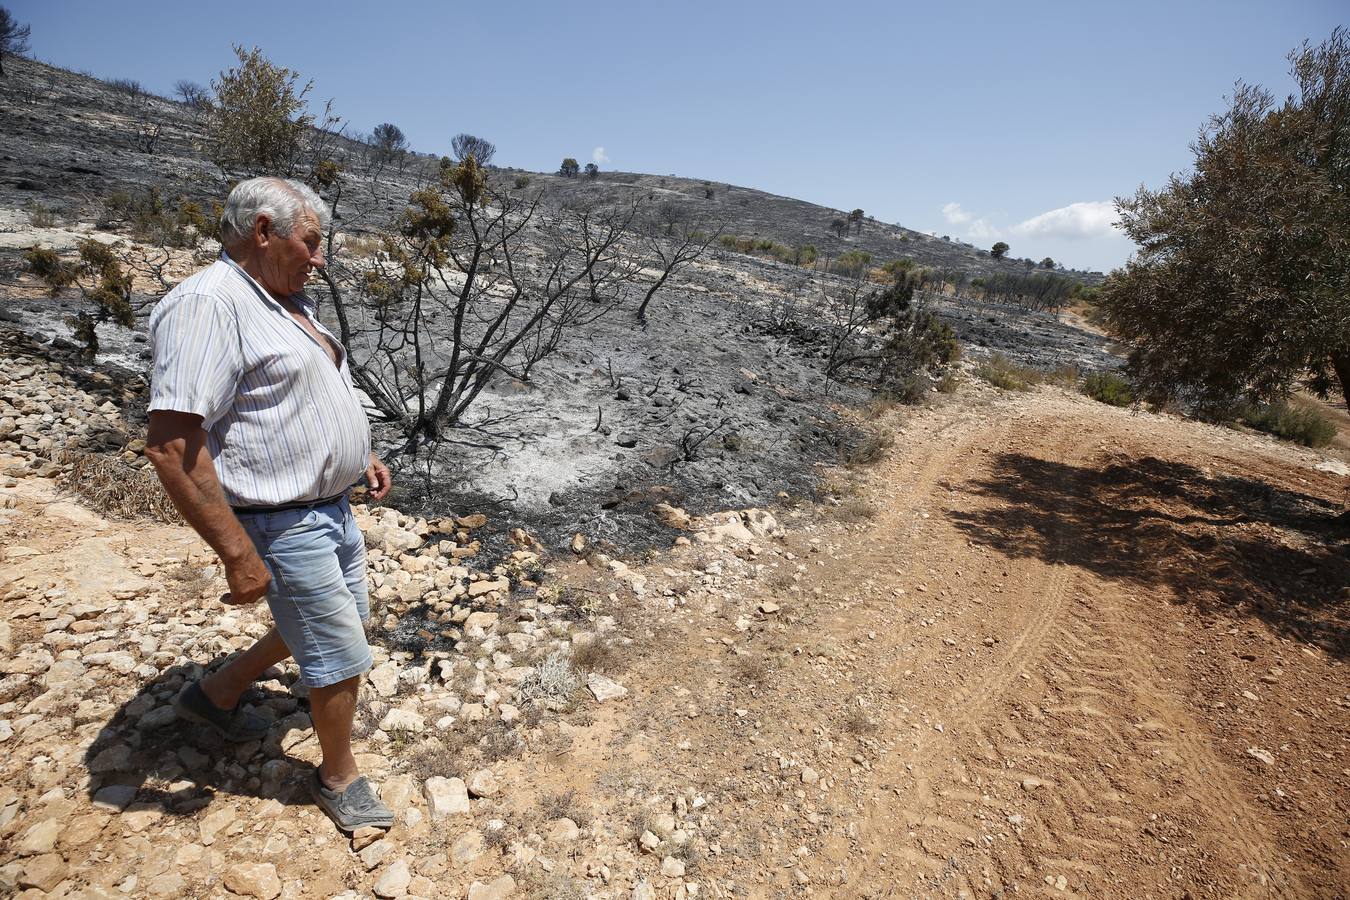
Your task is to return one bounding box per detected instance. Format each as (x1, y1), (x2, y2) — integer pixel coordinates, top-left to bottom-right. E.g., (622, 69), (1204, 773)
(881, 258), (916, 278)
(513, 174), (531, 189)
(976, 353), (1041, 391)
(1082, 371), (1133, 406)
(717, 234), (815, 267)
(833, 249), (873, 277)
(1240, 400), (1337, 448)
(102, 187), (208, 247)
(23, 247), (74, 294)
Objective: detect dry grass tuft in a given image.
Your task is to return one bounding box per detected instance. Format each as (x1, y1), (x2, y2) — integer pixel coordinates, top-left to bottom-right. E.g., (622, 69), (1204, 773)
(844, 705), (879, 735)
(401, 735), (466, 781)
(517, 650), (579, 705)
(833, 498), (879, 522)
(571, 637), (618, 674)
(540, 788), (592, 826)
(164, 561), (212, 602)
(60, 451), (181, 523)
(844, 427), (894, 466)
(733, 652), (774, 688)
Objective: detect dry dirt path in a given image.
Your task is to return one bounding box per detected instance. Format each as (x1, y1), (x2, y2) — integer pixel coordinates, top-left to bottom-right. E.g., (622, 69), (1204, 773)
(594, 390), (1349, 899)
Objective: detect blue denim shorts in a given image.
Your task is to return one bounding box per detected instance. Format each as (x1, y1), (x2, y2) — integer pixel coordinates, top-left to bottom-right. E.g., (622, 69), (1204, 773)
(237, 496), (373, 688)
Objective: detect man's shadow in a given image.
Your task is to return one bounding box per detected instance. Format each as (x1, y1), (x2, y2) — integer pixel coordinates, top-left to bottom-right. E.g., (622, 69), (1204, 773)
(82, 661), (320, 816)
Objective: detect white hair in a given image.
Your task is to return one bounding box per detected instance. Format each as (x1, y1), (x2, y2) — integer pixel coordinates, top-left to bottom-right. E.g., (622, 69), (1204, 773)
(218, 177), (331, 248)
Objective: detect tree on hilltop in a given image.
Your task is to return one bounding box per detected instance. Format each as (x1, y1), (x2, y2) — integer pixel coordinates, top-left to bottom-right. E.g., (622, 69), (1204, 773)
(990, 241), (1009, 260)
(0, 5), (31, 77)
(1099, 28), (1350, 414)
(584, 162), (599, 178)
(173, 79), (210, 109)
(372, 122), (409, 167)
(1040, 257), (1056, 269)
(559, 157), (580, 177)
(849, 208), (865, 234)
(451, 133), (495, 167)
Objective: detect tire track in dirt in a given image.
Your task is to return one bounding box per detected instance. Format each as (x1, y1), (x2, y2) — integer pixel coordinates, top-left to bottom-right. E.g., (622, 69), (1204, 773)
(827, 416), (1087, 897)
(807, 407), (1307, 898)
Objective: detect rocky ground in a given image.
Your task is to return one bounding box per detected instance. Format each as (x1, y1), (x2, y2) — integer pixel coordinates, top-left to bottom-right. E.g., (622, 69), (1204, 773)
(1, 331), (1347, 899)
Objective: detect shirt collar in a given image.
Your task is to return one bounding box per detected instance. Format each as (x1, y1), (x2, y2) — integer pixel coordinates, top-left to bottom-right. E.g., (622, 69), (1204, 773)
(219, 250), (315, 312)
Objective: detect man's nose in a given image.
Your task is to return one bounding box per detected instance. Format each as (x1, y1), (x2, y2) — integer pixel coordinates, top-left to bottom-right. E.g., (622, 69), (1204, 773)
(311, 246), (326, 269)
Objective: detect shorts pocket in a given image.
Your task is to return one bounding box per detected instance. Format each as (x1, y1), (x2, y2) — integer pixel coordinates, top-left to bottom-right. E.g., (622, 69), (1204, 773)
(255, 508), (322, 541)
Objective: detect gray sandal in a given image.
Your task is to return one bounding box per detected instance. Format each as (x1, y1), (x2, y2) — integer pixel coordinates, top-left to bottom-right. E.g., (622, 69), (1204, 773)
(310, 772), (394, 833)
(172, 681), (270, 742)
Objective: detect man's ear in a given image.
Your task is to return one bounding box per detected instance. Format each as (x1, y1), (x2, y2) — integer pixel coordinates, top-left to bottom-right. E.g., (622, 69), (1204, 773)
(252, 213), (272, 249)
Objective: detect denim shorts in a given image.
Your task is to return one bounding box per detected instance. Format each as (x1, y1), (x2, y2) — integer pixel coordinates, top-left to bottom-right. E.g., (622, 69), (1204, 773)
(237, 496), (373, 688)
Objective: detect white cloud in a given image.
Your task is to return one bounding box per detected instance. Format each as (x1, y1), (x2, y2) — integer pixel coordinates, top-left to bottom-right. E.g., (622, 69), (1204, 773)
(966, 219), (1001, 241)
(941, 202), (972, 225)
(1012, 201), (1119, 240)
(592, 146), (609, 165)
(941, 202), (1000, 241)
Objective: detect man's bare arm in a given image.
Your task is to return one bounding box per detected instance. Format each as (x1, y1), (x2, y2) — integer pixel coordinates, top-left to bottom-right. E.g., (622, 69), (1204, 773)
(144, 410), (270, 605)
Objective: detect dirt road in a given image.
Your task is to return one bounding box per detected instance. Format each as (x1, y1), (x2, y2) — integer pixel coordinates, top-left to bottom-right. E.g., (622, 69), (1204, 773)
(575, 390), (1349, 898)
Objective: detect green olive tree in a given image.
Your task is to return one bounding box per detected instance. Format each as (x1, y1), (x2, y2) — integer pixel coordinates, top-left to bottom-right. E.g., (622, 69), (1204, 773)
(1099, 28), (1350, 415)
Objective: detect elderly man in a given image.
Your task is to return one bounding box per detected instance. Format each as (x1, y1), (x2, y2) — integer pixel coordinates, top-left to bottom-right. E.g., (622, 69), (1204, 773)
(144, 177), (393, 833)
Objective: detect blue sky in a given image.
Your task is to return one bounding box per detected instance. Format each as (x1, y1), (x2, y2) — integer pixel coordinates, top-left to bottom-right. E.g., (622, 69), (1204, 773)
(13, 0), (1346, 271)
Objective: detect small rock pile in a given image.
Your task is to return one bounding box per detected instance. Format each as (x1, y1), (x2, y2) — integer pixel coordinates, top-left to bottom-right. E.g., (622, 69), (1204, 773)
(0, 344), (142, 481)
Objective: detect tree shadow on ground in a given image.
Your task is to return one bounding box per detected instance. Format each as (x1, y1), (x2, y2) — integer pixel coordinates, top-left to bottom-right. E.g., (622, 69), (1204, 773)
(82, 662), (318, 818)
(948, 453), (1350, 657)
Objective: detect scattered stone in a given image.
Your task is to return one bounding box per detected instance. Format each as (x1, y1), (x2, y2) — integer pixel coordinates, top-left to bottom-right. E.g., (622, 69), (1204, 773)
(468, 581), (508, 600)
(19, 853), (67, 892)
(92, 784), (137, 812)
(449, 830), (484, 868)
(1247, 747), (1276, 766)
(587, 672), (629, 702)
(423, 776), (470, 818)
(654, 503), (692, 530)
(88, 743), (133, 774)
(16, 818), (60, 855)
(378, 708), (426, 734)
(368, 662), (400, 698)
(1021, 777), (1044, 790)
(800, 766), (820, 785)
(359, 838), (393, 872)
(373, 859), (411, 898)
(223, 862), (282, 900)
(758, 600), (780, 614)
(548, 817), (581, 843)
(660, 856), (686, 878)
(467, 874), (516, 899)
(467, 768), (499, 798)
(351, 826), (384, 851)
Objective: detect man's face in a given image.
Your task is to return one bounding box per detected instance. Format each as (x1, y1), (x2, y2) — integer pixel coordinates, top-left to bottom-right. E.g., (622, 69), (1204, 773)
(258, 210), (325, 299)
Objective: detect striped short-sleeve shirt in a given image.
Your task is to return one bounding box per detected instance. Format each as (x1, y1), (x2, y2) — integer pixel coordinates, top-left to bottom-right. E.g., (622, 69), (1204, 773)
(148, 253), (372, 507)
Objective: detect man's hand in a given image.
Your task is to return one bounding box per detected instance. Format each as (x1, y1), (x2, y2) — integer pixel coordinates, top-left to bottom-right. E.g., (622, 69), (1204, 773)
(221, 551), (271, 605)
(366, 454), (392, 501)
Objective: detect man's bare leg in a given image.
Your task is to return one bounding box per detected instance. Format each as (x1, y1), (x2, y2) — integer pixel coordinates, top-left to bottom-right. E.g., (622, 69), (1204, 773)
(309, 675), (361, 790)
(200, 626), (291, 709)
